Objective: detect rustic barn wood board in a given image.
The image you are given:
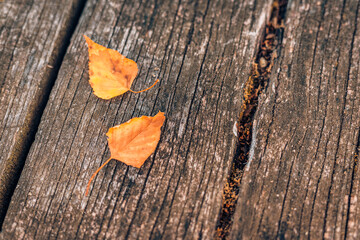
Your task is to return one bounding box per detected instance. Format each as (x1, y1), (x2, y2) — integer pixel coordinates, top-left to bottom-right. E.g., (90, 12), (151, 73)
(231, 0), (360, 239)
(0, 0), (85, 225)
(1, 0), (272, 238)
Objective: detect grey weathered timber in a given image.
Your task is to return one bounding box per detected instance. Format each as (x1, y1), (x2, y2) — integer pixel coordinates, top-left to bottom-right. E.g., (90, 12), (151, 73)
(1, 0), (272, 239)
(0, 0), (85, 224)
(231, 0), (360, 239)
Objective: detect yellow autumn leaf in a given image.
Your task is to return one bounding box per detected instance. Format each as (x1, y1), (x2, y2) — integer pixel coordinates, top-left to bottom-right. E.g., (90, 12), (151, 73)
(84, 35), (159, 99)
(86, 111), (165, 195)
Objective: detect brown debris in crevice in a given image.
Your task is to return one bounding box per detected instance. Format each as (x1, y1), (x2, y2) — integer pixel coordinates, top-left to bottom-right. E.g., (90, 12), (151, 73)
(215, 1), (287, 239)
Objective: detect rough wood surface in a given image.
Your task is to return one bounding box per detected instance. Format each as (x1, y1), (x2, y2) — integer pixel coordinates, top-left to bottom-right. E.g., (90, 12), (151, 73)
(231, 0), (360, 239)
(1, 0), (271, 239)
(0, 0), (84, 224)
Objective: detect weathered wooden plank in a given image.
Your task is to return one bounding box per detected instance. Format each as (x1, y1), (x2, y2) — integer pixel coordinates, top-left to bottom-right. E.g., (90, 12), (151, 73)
(1, 0), (272, 239)
(231, 0), (360, 239)
(0, 0), (85, 225)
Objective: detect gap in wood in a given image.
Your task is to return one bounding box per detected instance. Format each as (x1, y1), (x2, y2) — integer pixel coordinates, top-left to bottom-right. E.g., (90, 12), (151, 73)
(0, 0), (88, 231)
(215, 0), (288, 239)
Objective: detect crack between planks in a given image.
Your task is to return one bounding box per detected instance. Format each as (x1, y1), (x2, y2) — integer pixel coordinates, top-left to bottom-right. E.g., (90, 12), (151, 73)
(0, 0), (88, 231)
(215, 0), (288, 239)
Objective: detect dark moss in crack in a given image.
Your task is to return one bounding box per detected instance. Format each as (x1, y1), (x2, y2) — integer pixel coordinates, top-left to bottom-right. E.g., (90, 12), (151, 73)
(215, 1), (288, 239)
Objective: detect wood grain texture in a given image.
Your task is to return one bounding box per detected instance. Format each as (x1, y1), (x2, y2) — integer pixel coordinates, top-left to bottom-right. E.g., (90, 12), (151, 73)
(1, 0), (272, 239)
(0, 0), (85, 224)
(231, 0), (360, 239)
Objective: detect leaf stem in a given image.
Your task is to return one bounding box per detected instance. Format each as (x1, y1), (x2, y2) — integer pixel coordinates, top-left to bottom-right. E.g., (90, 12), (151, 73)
(129, 79), (159, 93)
(85, 157), (112, 196)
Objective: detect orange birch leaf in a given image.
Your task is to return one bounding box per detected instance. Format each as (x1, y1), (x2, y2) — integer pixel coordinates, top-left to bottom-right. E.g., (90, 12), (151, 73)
(84, 35), (159, 99)
(86, 111), (165, 196)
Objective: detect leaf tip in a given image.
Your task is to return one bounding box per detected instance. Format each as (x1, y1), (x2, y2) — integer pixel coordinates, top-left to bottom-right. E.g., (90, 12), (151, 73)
(83, 34), (91, 45)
